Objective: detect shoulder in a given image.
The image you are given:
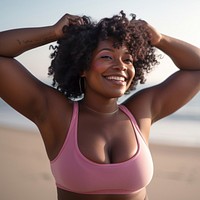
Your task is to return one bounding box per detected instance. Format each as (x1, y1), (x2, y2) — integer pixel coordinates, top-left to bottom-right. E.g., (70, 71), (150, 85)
(123, 86), (156, 118)
(122, 87), (157, 142)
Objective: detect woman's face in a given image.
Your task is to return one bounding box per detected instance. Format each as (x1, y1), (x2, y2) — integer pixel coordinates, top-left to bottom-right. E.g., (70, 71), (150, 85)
(83, 39), (135, 98)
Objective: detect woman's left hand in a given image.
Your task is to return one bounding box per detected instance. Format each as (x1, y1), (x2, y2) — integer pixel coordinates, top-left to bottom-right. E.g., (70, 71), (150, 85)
(131, 19), (162, 46)
(145, 22), (162, 46)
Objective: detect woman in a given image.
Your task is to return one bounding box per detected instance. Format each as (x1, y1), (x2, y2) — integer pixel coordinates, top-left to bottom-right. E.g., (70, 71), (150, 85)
(0, 11), (199, 200)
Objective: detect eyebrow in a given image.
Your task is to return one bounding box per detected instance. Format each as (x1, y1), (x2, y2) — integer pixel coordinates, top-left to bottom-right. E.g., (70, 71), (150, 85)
(96, 48), (114, 54)
(96, 48), (131, 55)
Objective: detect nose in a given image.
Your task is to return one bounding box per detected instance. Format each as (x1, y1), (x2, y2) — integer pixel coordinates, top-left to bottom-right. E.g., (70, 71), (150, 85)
(113, 59), (127, 71)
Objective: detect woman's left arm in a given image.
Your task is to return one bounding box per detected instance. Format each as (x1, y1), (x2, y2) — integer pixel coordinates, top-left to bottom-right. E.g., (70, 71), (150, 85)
(154, 34), (200, 70)
(141, 22), (200, 122)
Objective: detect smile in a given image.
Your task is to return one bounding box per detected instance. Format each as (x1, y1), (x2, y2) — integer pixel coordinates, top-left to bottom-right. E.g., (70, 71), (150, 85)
(104, 76), (127, 86)
(105, 76), (126, 81)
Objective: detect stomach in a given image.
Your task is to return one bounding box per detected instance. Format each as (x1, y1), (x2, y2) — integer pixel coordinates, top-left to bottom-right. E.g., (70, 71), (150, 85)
(57, 187), (148, 200)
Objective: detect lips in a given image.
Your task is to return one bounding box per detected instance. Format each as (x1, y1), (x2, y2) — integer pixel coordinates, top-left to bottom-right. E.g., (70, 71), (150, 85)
(104, 75), (128, 86)
(105, 76), (126, 82)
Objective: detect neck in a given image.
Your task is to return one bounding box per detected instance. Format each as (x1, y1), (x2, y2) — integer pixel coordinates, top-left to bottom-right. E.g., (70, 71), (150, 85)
(82, 93), (119, 115)
(81, 97), (119, 115)
(83, 103), (119, 115)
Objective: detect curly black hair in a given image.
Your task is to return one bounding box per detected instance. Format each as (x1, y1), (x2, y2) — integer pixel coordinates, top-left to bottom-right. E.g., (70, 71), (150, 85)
(48, 11), (159, 99)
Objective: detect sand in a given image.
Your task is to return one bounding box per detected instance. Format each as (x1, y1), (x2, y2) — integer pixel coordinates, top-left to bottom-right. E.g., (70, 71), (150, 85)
(148, 143), (200, 199)
(0, 126), (200, 200)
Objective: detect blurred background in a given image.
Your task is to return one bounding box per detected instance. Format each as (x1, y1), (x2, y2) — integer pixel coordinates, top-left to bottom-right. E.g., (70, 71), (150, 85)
(0, 0), (200, 199)
(1, 0), (200, 146)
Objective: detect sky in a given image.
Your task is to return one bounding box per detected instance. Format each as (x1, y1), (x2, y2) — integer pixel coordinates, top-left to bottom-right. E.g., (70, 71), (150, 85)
(1, 0), (200, 84)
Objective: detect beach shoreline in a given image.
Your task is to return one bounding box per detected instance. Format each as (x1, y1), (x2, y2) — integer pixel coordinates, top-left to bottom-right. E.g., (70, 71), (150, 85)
(0, 126), (200, 200)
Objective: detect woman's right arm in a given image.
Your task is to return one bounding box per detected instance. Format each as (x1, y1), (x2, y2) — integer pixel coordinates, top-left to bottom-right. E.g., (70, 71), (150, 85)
(0, 14), (83, 57)
(0, 26), (57, 57)
(0, 14), (86, 159)
(0, 14), (84, 123)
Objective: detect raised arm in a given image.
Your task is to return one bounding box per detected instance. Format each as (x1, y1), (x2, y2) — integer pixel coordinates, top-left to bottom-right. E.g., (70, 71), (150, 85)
(143, 21), (200, 71)
(148, 23), (200, 121)
(0, 14), (84, 57)
(0, 14), (84, 123)
(155, 36), (200, 71)
(126, 21), (200, 127)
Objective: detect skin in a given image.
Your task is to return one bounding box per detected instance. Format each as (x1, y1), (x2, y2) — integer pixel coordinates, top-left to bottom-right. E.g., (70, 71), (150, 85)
(0, 14), (200, 200)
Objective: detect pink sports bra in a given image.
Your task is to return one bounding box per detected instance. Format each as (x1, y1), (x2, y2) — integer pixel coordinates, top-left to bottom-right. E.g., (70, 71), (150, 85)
(50, 102), (153, 194)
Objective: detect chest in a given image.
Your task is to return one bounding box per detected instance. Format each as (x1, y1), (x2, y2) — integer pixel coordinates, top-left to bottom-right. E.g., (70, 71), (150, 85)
(77, 112), (138, 164)
(50, 105), (154, 195)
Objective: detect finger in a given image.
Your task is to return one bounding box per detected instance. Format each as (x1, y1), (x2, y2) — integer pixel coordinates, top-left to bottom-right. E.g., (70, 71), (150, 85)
(68, 17), (85, 26)
(74, 18), (85, 25)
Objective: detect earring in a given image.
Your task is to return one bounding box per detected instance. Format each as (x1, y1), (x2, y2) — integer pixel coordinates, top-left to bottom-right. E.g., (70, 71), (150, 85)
(79, 77), (83, 94)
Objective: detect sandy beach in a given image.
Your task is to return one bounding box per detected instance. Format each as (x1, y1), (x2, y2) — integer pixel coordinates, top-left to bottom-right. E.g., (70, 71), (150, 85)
(0, 126), (200, 200)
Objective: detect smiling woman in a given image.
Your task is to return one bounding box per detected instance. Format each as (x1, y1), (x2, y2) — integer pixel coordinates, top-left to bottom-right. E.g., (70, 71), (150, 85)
(48, 12), (158, 99)
(81, 40), (136, 98)
(0, 10), (200, 200)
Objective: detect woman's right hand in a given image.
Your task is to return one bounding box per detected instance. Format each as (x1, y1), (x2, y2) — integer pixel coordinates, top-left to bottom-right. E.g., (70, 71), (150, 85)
(53, 13), (85, 39)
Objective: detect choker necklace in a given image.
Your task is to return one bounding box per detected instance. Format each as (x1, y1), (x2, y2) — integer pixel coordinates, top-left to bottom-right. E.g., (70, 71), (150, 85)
(83, 104), (119, 115)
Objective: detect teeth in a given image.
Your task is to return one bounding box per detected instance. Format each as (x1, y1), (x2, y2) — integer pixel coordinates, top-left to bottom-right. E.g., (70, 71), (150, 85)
(105, 76), (125, 81)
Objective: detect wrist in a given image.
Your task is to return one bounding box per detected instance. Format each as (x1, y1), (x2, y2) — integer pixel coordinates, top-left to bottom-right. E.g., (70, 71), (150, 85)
(53, 24), (64, 39)
(153, 34), (168, 49)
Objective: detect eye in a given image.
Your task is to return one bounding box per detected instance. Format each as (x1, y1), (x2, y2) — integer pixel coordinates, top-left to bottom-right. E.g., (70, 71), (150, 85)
(100, 55), (113, 60)
(124, 58), (133, 64)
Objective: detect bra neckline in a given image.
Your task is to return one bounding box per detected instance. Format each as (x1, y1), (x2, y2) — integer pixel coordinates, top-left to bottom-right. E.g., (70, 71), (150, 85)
(75, 104), (141, 167)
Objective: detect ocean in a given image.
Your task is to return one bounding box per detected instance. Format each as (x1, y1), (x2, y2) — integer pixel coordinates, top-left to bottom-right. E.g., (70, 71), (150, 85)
(0, 90), (199, 147)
